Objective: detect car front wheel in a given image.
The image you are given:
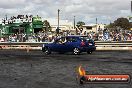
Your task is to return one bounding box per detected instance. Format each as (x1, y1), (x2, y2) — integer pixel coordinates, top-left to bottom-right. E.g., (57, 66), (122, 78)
(73, 48), (80, 55)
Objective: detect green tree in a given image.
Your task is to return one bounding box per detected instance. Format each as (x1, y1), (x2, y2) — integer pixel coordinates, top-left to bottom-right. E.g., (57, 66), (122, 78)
(76, 21), (85, 28)
(106, 23), (115, 28)
(43, 20), (52, 32)
(76, 21), (85, 30)
(114, 17), (130, 30)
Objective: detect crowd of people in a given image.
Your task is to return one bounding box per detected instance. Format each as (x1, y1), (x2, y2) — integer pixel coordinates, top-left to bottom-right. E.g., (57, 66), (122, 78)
(87, 29), (132, 41)
(0, 28), (132, 42)
(0, 33), (51, 42)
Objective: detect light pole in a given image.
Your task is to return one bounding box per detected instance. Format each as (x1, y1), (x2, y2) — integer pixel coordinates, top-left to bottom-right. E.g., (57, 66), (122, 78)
(58, 9), (60, 30)
(74, 16), (77, 35)
(74, 16), (76, 29)
(56, 9), (60, 35)
(96, 18), (98, 33)
(5, 14), (7, 20)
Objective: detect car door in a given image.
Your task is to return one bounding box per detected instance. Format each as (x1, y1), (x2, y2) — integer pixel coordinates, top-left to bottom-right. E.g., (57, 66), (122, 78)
(52, 37), (67, 52)
(64, 37), (78, 52)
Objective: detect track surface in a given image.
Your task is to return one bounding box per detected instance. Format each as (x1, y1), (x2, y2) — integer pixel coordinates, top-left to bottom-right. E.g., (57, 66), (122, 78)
(0, 50), (132, 88)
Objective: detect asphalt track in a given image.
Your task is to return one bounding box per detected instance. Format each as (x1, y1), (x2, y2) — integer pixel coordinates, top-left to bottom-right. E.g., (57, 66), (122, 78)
(0, 50), (132, 88)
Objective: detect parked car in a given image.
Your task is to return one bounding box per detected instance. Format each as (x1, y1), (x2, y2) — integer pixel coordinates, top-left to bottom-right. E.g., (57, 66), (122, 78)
(42, 35), (96, 55)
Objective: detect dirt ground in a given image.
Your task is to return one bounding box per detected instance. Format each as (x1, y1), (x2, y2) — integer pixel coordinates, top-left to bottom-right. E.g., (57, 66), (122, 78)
(0, 50), (132, 88)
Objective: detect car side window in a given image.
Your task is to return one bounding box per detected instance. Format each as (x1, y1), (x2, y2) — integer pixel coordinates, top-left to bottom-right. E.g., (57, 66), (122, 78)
(72, 38), (77, 42)
(67, 37), (77, 42)
(55, 37), (66, 44)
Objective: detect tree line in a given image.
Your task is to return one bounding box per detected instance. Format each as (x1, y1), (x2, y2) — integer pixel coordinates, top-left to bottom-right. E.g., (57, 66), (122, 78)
(107, 17), (132, 30)
(43, 17), (132, 33)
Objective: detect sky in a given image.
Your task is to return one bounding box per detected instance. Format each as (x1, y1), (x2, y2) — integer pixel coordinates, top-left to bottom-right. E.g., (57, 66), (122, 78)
(0, 0), (131, 24)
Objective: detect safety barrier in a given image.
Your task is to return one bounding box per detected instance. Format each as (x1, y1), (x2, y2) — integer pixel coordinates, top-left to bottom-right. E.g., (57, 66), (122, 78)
(95, 41), (132, 50)
(0, 41), (132, 51)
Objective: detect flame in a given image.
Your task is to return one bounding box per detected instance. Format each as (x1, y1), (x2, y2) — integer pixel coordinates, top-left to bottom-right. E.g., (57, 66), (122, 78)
(78, 66), (86, 76)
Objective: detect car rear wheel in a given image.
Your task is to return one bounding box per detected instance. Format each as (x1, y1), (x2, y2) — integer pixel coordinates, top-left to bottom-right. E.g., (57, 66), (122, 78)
(43, 47), (51, 55)
(73, 48), (80, 55)
(87, 51), (92, 54)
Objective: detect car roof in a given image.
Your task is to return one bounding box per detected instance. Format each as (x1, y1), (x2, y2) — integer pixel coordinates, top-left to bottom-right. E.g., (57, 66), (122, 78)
(67, 35), (87, 38)
(67, 35), (87, 37)
(55, 35), (88, 39)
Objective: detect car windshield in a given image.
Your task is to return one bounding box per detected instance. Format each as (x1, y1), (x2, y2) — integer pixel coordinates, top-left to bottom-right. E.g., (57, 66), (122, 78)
(80, 36), (94, 43)
(66, 37), (78, 42)
(80, 36), (90, 41)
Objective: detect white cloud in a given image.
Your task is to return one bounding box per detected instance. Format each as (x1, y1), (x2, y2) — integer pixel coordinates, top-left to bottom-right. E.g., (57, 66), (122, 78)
(0, 0), (131, 24)
(0, 0), (27, 8)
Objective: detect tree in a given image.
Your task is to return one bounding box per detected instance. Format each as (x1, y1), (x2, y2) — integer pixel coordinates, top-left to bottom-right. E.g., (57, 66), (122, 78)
(76, 21), (85, 33)
(107, 23), (115, 28)
(43, 20), (52, 32)
(114, 17), (130, 30)
(76, 21), (85, 28)
(106, 23), (116, 32)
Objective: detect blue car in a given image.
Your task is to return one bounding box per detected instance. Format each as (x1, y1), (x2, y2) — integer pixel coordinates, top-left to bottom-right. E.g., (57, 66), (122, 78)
(42, 35), (96, 55)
